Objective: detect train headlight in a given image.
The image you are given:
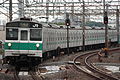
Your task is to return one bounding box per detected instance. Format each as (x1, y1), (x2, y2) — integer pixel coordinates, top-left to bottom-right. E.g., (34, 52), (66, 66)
(8, 43), (12, 47)
(36, 43), (40, 48)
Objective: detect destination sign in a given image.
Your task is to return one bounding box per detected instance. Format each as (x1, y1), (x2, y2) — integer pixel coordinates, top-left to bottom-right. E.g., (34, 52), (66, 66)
(6, 22), (42, 28)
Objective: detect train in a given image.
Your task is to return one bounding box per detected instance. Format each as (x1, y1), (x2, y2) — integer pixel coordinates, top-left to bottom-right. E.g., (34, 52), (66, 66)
(3, 17), (118, 66)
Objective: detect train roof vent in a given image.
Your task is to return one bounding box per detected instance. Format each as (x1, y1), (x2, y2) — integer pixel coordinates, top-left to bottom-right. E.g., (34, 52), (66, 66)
(20, 18), (32, 21)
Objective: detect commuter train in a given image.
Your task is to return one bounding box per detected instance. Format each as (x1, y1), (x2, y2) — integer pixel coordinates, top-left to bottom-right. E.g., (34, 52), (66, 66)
(3, 17), (117, 66)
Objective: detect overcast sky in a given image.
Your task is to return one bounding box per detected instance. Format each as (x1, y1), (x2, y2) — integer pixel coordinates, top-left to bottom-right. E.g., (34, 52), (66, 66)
(0, 0), (120, 24)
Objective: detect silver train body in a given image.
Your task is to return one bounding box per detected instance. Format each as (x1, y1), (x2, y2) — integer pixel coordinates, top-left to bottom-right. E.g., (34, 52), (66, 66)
(42, 26), (117, 53)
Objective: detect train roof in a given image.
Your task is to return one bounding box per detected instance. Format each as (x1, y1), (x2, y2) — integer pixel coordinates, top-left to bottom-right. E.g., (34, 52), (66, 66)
(7, 17), (39, 23)
(7, 17), (52, 27)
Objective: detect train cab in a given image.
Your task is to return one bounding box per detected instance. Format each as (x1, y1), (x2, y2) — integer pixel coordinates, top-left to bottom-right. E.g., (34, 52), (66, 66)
(4, 18), (43, 64)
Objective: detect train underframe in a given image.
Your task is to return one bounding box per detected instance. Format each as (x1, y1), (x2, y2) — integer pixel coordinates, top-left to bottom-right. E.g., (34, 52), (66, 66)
(4, 55), (42, 67)
(43, 41), (118, 60)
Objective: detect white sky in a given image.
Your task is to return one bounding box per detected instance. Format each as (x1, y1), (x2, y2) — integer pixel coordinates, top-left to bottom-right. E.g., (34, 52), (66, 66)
(0, 0), (120, 24)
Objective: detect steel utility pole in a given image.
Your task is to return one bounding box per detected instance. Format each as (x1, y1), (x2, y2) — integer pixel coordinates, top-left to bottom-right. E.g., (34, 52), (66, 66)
(82, 0), (85, 52)
(103, 0), (108, 48)
(46, 0), (49, 23)
(71, 1), (74, 22)
(116, 7), (119, 45)
(18, 0), (24, 18)
(9, 0), (12, 21)
(104, 11), (108, 48)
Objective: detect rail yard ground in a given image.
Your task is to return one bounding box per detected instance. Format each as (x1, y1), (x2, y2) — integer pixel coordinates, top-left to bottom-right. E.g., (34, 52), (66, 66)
(0, 48), (120, 80)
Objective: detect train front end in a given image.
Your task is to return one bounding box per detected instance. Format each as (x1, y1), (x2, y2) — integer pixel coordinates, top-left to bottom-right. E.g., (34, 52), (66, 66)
(4, 18), (43, 66)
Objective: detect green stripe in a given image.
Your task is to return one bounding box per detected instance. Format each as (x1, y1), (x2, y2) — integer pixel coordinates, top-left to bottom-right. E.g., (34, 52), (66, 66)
(4, 42), (42, 50)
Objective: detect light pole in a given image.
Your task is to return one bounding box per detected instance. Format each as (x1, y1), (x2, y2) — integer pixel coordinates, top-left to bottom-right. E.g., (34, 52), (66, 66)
(103, 0), (108, 48)
(116, 7), (119, 45)
(82, 0), (85, 52)
(65, 13), (70, 56)
(104, 11), (108, 48)
(103, 1), (109, 57)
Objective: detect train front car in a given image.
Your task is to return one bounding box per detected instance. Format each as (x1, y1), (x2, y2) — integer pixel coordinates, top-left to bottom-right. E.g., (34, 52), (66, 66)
(4, 18), (42, 66)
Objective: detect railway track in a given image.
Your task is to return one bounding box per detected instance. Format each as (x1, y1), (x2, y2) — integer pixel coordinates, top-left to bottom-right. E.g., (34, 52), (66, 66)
(29, 67), (44, 80)
(13, 70), (20, 80)
(12, 67), (44, 80)
(73, 48), (120, 80)
(29, 71), (39, 80)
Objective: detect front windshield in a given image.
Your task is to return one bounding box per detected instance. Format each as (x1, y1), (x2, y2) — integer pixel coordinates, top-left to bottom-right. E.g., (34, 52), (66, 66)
(21, 30), (28, 40)
(30, 29), (42, 41)
(6, 28), (18, 40)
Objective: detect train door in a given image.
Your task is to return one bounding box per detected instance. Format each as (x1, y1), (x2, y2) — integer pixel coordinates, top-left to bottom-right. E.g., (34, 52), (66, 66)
(19, 29), (29, 54)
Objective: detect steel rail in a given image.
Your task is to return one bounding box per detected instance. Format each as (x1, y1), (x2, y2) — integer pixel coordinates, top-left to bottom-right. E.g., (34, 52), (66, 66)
(29, 67), (43, 80)
(85, 53), (119, 80)
(73, 50), (103, 80)
(73, 48), (120, 80)
(13, 70), (20, 80)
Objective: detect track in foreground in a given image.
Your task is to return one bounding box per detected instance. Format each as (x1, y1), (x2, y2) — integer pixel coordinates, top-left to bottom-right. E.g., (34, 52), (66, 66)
(13, 66), (44, 80)
(73, 48), (120, 80)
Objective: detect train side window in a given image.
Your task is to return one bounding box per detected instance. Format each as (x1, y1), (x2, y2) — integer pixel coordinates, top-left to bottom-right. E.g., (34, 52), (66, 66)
(30, 29), (42, 41)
